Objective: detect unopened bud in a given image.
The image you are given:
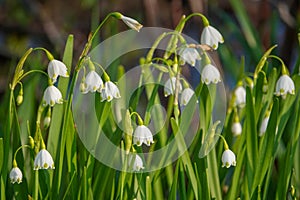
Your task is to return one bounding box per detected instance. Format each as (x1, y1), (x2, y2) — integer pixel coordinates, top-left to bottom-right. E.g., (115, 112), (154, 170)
(28, 136), (35, 149)
(44, 108), (51, 129)
(16, 87), (23, 106)
(16, 94), (23, 106)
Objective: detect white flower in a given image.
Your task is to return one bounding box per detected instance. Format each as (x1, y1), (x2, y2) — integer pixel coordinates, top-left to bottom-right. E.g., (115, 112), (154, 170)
(100, 81), (121, 102)
(48, 59), (69, 83)
(201, 25), (224, 50)
(234, 86), (246, 108)
(128, 154), (144, 171)
(180, 88), (196, 106)
(120, 15), (143, 32)
(34, 149), (55, 170)
(222, 149), (236, 168)
(274, 75), (295, 98)
(201, 64), (221, 85)
(259, 116), (269, 137)
(179, 47), (201, 66)
(81, 71), (103, 94)
(164, 77), (182, 97)
(10, 167), (22, 184)
(42, 85), (63, 107)
(133, 125), (154, 146)
(231, 122), (242, 136)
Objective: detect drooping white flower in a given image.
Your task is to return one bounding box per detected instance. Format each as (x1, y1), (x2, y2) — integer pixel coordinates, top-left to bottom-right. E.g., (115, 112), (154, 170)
(100, 81), (121, 102)
(10, 167), (22, 184)
(201, 64), (221, 85)
(33, 149), (55, 170)
(128, 154), (144, 171)
(48, 59), (69, 83)
(81, 71), (103, 94)
(274, 75), (295, 98)
(120, 15), (143, 32)
(231, 122), (242, 136)
(234, 86), (246, 108)
(201, 25), (224, 50)
(164, 77), (182, 97)
(221, 149), (236, 168)
(42, 85), (63, 107)
(259, 116), (269, 137)
(133, 125), (154, 146)
(179, 47), (201, 66)
(180, 88), (196, 106)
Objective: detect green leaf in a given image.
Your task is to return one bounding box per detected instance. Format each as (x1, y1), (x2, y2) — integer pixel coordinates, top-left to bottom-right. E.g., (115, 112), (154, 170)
(250, 98), (279, 197)
(245, 86), (258, 188)
(0, 138), (3, 174)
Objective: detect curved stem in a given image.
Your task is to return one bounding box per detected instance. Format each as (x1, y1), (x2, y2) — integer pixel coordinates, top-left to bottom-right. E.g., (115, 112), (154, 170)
(177, 13), (209, 30)
(19, 69), (49, 81)
(216, 134), (229, 150)
(33, 47), (54, 60)
(13, 145), (31, 162)
(267, 55), (289, 75)
(130, 112), (144, 125)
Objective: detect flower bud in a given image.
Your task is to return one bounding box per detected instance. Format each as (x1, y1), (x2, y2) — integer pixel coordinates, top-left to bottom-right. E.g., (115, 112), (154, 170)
(16, 87), (23, 106)
(28, 136), (35, 149)
(16, 94), (23, 106)
(44, 108), (51, 129)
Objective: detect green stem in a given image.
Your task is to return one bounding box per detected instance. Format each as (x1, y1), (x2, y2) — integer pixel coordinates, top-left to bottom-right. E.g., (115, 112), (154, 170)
(130, 112), (144, 125)
(267, 55), (289, 75)
(178, 13), (210, 29)
(13, 145), (31, 161)
(19, 69), (49, 81)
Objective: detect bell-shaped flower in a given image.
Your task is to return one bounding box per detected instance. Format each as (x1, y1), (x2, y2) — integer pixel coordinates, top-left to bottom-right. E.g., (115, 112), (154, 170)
(48, 59), (69, 83)
(274, 75), (295, 98)
(128, 154), (144, 171)
(42, 85), (63, 107)
(100, 81), (121, 102)
(164, 77), (182, 97)
(33, 149), (55, 170)
(120, 15), (143, 32)
(231, 122), (242, 136)
(133, 125), (154, 146)
(180, 88), (196, 106)
(234, 86), (246, 108)
(222, 149), (236, 168)
(201, 64), (221, 85)
(81, 71), (103, 94)
(179, 47), (201, 66)
(259, 116), (269, 137)
(201, 25), (224, 50)
(10, 166), (22, 184)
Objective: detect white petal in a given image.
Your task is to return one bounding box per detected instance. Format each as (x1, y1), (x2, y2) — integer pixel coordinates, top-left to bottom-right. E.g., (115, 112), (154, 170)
(34, 149), (55, 170)
(234, 86), (246, 108)
(259, 116), (269, 137)
(10, 167), (22, 184)
(82, 71), (103, 94)
(164, 77), (182, 97)
(201, 64), (221, 85)
(231, 122), (242, 136)
(133, 125), (154, 146)
(179, 47), (201, 66)
(48, 59), (68, 83)
(275, 75), (295, 97)
(201, 26), (224, 50)
(221, 149), (236, 168)
(43, 86), (63, 107)
(121, 16), (143, 32)
(128, 154), (144, 171)
(180, 88), (196, 106)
